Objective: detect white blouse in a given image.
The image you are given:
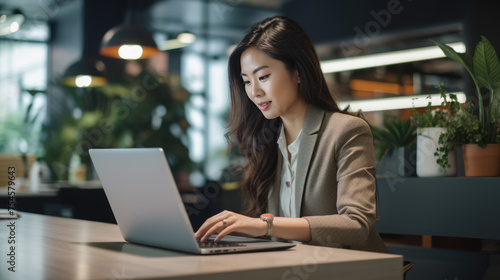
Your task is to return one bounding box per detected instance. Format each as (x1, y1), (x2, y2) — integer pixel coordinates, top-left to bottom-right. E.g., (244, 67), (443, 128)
(277, 125), (303, 218)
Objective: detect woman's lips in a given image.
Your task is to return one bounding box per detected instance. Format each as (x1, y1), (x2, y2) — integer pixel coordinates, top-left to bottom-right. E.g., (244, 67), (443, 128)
(258, 101), (271, 111)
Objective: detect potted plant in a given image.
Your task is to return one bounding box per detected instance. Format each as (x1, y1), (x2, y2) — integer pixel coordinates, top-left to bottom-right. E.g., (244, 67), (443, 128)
(434, 36), (500, 177)
(370, 118), (417, 177)
(42, 69), (195, 185)
(411, 84), (459, 177)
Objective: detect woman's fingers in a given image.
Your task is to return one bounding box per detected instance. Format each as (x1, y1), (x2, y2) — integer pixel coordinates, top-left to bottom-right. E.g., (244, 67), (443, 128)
(200, 218), (229, 242)
(195, 210), (232, 240)
(195, 210), (265, 242)
(212, 221), (236, 242)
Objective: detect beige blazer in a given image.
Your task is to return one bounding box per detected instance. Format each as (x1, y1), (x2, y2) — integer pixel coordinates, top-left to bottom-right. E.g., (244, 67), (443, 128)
(268, 105), (388, 253)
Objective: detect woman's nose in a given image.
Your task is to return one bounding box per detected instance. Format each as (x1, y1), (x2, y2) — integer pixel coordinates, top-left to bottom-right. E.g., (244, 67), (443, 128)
(251, 84), (263, 97)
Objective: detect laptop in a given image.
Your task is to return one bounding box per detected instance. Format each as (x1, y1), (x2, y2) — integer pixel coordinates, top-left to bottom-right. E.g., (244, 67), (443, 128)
(89, 148), (295, 255)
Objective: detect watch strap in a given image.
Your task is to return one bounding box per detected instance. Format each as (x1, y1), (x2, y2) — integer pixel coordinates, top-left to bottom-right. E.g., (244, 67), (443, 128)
(260, 214), (274, 238)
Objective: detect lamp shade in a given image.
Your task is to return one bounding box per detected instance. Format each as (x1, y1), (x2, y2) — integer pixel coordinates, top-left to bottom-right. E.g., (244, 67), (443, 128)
(0, 9), (24, 36)
(100, 24), (159, 60)
(62, 58), (107, 88)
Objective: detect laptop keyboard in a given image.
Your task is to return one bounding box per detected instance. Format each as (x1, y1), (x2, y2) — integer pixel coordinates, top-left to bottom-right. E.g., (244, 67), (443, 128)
(197, 240), (246, 248)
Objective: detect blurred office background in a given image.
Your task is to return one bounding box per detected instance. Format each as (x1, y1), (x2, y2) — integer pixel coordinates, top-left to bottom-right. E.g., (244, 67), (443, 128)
(1, 1), (499, 279)
(3, 0), (489, 185)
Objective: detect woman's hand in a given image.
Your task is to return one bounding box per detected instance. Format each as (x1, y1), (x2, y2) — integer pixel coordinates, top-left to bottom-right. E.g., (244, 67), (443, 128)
(194, 210), (267, 243)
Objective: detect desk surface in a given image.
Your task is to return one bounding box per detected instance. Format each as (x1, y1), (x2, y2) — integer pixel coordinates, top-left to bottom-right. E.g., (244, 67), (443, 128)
(0, 212), (402, 280)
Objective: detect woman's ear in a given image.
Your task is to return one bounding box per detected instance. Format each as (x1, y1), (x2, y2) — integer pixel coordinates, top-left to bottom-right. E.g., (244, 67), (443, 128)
(296, 70), (300, 84)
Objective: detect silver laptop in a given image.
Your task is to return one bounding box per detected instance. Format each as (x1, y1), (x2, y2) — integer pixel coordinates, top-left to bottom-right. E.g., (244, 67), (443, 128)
(89, 148), (295, 255)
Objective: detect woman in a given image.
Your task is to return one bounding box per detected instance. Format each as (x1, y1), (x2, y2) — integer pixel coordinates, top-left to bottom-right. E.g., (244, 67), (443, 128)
(195, 16), (388, 253)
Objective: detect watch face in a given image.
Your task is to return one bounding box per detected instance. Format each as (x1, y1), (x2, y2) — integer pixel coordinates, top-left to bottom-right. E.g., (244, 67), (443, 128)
(261, 213), (274, 219)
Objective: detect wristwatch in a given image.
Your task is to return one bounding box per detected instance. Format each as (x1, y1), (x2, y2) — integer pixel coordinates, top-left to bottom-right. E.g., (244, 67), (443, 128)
(260, 213), (274, 237)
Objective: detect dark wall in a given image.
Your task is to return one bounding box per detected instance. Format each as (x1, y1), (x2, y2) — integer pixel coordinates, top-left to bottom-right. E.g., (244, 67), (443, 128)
(49, 0), (83, 78)
(82, 0), (127, 57)
(465, 0), (500, 52)
(282, 0), (469, 45)
(82, 0), (129, 75)
(282, 0), (500, 50)
(48, 0), (84, 119)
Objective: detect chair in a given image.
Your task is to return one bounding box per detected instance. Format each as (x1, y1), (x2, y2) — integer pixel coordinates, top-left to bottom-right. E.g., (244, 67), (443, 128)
(403, 260), (414, 279)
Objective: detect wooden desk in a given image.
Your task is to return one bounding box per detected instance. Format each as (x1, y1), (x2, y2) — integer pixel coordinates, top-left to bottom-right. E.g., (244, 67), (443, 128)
(0, 212), (402, 280)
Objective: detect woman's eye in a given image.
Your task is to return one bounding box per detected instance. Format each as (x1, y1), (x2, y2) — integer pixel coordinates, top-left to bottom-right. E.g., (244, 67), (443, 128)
(259, 74), (270, 81)
(243, 80), (250, 86)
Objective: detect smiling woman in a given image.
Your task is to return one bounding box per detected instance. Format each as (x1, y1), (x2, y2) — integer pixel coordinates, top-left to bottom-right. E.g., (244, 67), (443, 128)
(194, 16), (388, 253)
(240, 47), (305, 124)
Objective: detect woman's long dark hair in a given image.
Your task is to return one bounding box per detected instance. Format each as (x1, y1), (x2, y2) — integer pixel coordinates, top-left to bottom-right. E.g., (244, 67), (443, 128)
(227, 16), (354, 217)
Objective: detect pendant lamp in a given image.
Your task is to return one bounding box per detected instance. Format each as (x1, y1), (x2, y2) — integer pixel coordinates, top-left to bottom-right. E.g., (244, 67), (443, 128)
(99, 2), (159, 60)
(0, 8), (24, 36)
(62, 58), (107, 88)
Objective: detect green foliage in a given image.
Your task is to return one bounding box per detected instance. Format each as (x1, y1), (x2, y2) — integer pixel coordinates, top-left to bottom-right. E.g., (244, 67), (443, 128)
(434, 36), (500, 144)
(412, 83), (460, 129)
(412, 84), (468, 170)
(428, 36), (500, 170)
(435, 103), (485, 169)
(370, 118), (417, 161)
(0, 89), (45, 156)
(42, 69), (194, 181)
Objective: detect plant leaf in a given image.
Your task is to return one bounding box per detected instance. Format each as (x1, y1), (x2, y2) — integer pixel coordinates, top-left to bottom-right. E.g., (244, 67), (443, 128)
(402, 119), (416, 147)
(385, 120), (400, 143)
(432, 40), (475, 78)
(433, 39), (486, 130)
(473, 36), (500, 90)
(491, 87), (500, 122)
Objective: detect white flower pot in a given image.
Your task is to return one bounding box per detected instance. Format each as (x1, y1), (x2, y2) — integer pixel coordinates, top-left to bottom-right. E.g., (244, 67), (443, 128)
(416, 127), (457, 177)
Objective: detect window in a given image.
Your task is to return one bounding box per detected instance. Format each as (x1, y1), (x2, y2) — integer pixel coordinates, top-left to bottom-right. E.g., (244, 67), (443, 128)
(0, 20), (49, 155)
(181, 40), (231, 183)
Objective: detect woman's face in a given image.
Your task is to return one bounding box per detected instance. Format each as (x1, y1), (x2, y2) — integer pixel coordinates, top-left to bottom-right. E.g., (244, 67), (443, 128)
(240, 47), (304, 120)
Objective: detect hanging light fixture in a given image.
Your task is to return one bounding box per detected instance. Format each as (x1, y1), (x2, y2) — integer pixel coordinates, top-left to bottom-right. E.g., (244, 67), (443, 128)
(0, 8), (24, 36)
(99, 2), (159, 60)
(177, 31), (196, 44)
(320, 42), (466, 73)
(160, 31), (196, 51)
(62, 58), (107, 88)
